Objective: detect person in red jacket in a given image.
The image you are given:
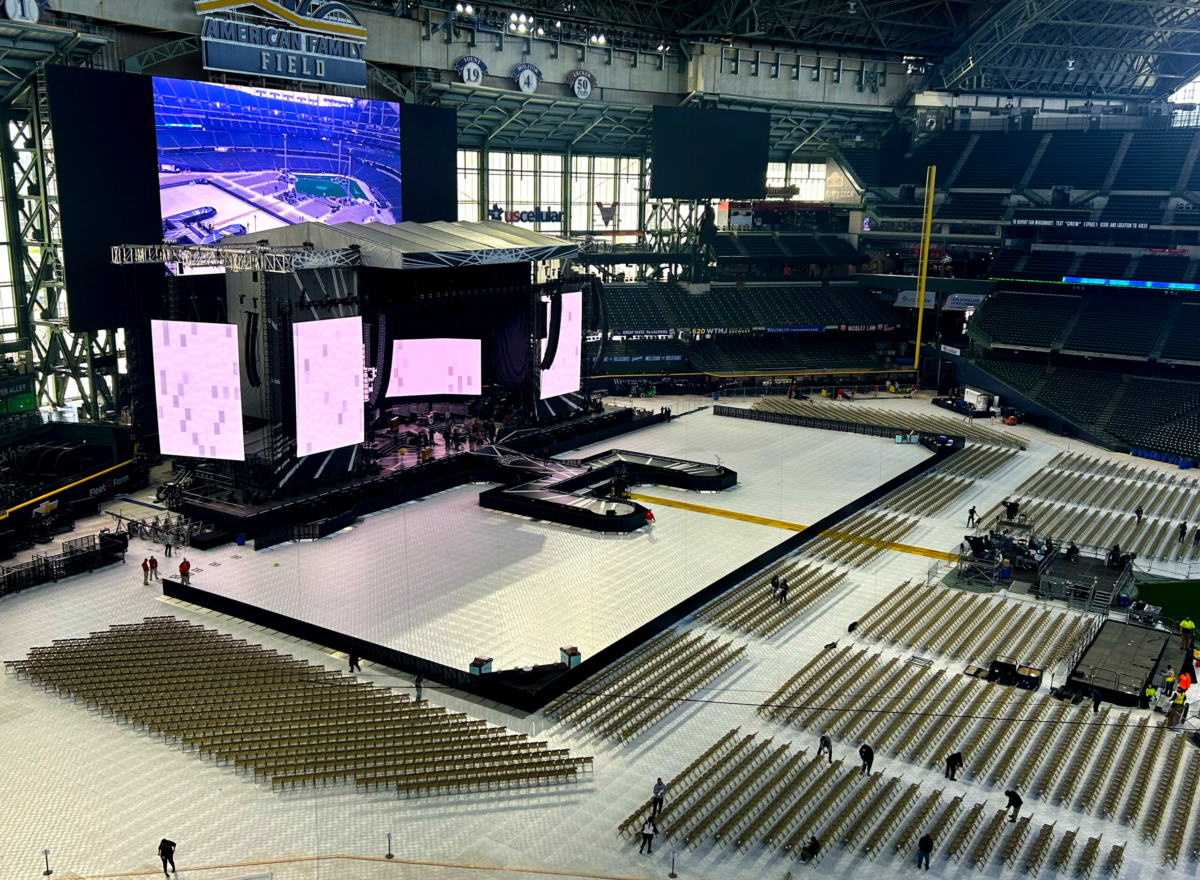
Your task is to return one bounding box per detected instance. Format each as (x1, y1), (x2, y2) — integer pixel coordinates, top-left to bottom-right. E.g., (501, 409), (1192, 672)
(141, 558), (149, 585)
(149, 555), (159, 581)
(644, 510), (655, 530)
(178, 558), (191, 585)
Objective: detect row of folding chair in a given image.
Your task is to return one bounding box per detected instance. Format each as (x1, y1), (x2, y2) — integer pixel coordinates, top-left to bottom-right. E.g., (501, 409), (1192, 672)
(1163, 750), (1199, 864)
(863, 783), (920, 860)
(1140, 734), (1183, 844)
(1119, 723), (1168, 825)
(1077, 713), (1132, 813)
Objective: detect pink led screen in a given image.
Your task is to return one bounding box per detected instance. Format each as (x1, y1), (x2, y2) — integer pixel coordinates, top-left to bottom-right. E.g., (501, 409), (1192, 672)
(152, 319), (244, 461)
(293, 316), (365, 456)
(539, 290), (582, 399)
(386, 338), (481, 397)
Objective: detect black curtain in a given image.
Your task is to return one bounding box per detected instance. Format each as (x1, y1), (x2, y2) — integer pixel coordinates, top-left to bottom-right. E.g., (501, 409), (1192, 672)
(493, 295), (530, 387)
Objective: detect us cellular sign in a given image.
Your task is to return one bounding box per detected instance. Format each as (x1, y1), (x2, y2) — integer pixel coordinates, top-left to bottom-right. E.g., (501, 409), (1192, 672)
(195, 0), (368, 88)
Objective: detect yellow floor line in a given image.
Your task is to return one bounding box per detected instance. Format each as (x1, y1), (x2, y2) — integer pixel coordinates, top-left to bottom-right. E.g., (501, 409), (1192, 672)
(630, 493), (956, 562)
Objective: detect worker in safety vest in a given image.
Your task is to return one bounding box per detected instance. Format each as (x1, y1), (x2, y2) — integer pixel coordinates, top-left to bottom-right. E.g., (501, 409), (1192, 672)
(1169, 689), (1187, 726)
(1180, 672), (1192, 695)
(1182, 616), (1196, 651)
(1163, 666), (1177, 694)
(1142, 685), (1157, 710)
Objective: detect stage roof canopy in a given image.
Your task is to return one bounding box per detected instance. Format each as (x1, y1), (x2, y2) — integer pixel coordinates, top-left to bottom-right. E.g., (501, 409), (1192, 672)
(223, 220), (578, 270)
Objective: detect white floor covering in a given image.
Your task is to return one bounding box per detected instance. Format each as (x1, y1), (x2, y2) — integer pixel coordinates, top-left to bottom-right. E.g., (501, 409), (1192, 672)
(169, 414), (928, 672)
(0, 400), (1196, 880)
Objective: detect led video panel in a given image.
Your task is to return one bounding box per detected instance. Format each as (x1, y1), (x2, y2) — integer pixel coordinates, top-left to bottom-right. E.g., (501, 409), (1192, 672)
(152, 319), (244, 461)
(153, 77), (401, 246)
(539, 291), (583, 400)
(386, 338), (481, 397)
(293, 316), (365, 456)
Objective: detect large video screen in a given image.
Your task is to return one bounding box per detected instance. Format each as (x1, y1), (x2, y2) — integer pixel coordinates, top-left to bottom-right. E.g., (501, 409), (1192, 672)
(539, 291), (582, 400)
(650, 106), (769, 200)
(153, 77), (401, 246)
(386, 338), (482, 397)
(293, 316), (364, 456)
(152, 319), (245, 461)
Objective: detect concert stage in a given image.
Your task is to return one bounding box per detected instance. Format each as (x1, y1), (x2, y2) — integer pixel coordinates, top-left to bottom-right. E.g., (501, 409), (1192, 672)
(1068, 618), (1174, 704)
(163, 413), (945, 710)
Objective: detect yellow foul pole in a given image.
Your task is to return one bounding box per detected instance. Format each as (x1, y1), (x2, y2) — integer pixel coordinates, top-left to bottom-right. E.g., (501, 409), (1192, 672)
(913, 164), (937, 382)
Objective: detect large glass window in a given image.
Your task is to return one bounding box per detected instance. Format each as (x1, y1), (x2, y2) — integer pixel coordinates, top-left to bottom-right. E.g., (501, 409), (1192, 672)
(456, 149), (479, 222)
(791, 162), (827, 202)
(568, 155), (643, 233)
(483, 151), (564, 232)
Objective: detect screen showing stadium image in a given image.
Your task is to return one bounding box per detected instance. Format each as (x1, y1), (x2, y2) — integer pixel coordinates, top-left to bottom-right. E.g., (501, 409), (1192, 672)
(385, 338), (482, 398)
(151, 319), (245, 461)
(539, 291), (582, 400)
(152, 77), (401, 247)
(293, 316), (365, 457)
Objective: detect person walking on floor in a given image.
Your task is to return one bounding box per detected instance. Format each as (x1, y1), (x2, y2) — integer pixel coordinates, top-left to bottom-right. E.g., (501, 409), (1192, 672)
(149, 555), (159, 581)
(638, 817), (657, 854)
(967, 506), (977, 527)
(859, 743), (874, 775)
(141, 558), (149, 585)
(917, 834), (933, 870)
(818, 732), (833, 764)
(1163, 666), (1176, 696)
(414, 674), (425, 703)
(348, 653), (361, 673)
(164, 532), (173, 557)
(178, 558), (190, 585)
(1090, 687), (1103, 714)
(1181, 521), (1189, 544)
(1135, 506), (1143, 524)
(945, 751), (964, 781)
(1181, 616), (1196, 651)
(779, 578), (789, 606)
(651, 778), (666, 818)
(1005, 789), (1023, 823)
(1179, 671), (1191, 698)
(158, 839), (176, 877)
(799, 835), (821, 862)
(771, 573), (780, 597)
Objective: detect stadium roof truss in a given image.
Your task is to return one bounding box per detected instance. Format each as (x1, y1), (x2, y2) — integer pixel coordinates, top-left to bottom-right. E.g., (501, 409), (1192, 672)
(519, 0), (981, 57)
(431, 82), (898, 156)
(442, 0), (1198, 99)
(934, 0), (1200, 97)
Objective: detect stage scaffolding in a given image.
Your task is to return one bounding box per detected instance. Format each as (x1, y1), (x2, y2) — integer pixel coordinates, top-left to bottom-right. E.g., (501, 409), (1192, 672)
(0, 21), (114, 419)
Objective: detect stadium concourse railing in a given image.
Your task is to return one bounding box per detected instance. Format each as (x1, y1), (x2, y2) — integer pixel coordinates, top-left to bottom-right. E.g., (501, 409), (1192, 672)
(163, 425), (963, 713)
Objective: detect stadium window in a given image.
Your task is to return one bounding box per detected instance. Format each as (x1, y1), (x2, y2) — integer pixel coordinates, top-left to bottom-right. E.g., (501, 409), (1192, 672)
(510, 153), (536, 229)
(488, 151), (508, 216)
(456, 149), (480, 222)
(616, 158), (640, 232)
(1171, 77), (1200, 127)
(790, 162), (826, 202)
(570, 155), (592, 233)
(538, 154), (563, 233)
(566, 154), (640, 233)
(767, 163), (788, 189)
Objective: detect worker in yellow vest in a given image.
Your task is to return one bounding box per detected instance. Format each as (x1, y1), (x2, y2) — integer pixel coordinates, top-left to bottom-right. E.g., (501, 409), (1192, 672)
(1142, 684), (1157, 710)
(1181, 616), (1196, 651)
(1169, 689), (1187, 726)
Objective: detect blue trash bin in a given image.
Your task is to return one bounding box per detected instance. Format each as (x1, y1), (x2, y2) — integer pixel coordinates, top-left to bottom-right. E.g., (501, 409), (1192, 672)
(236, 533), (246, 546)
